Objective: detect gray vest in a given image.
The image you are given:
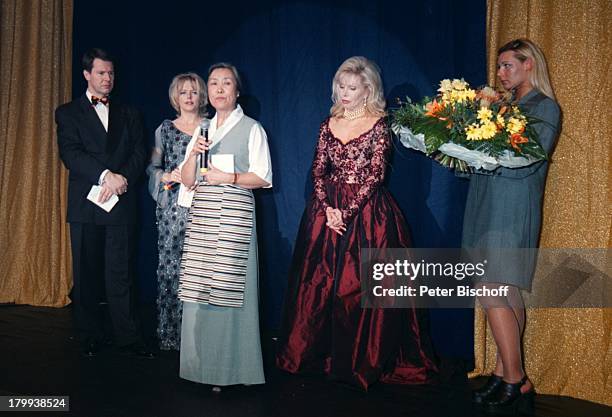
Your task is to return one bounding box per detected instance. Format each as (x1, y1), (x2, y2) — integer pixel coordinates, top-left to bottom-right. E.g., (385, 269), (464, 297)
(210, 115), (256, 174)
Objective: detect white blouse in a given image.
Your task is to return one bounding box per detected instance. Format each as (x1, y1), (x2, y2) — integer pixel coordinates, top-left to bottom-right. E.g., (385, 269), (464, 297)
(208, 105), (273, 187)
(177, 105), (273, 208)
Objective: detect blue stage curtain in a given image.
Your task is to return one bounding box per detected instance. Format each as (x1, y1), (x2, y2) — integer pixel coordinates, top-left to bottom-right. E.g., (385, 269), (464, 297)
(72, 0), (485, 359)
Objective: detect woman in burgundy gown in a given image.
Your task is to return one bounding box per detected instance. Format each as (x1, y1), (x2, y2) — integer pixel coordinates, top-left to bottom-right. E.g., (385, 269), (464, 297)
(276, 56), (437, 390)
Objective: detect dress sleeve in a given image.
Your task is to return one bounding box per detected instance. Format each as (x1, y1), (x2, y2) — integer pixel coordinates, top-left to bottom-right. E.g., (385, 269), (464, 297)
(146, 124), (165, 202)
(312, 121), (331, 211)
(493, 98), (560, 179)
(341, 119), (391, 223)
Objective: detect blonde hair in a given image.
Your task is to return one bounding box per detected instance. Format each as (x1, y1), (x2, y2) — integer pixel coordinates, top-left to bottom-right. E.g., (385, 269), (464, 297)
(330, 56), (386, 117)
(168, 72), (208, 117)
(498, 39), (556, 100)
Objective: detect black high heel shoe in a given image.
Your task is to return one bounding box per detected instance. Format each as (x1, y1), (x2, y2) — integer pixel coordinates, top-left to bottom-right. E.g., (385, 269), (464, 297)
(472, 374), (503, 404)
(484, 376), (535, 415)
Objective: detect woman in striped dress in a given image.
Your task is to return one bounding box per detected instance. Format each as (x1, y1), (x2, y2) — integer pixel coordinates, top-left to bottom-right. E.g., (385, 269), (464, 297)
(178, 63), (272, 390)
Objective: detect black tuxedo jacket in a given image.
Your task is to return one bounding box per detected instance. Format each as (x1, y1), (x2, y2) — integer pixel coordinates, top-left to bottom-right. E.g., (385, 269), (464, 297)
(56, 94), (147, 225)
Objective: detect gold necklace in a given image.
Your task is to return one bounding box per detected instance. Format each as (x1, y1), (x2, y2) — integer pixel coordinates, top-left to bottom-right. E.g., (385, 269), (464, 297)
(343, 106), (366, 120)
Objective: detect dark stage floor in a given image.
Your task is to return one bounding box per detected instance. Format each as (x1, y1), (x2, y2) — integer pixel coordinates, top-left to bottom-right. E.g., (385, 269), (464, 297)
(0, 305), (609, 417)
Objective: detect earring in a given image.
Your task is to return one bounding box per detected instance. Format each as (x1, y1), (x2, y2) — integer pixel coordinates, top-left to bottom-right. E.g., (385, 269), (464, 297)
(363, 97), (367, 107)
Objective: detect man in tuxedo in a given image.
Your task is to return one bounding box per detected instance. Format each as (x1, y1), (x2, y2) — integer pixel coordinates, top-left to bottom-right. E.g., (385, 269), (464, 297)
(56, 48), (152, 358)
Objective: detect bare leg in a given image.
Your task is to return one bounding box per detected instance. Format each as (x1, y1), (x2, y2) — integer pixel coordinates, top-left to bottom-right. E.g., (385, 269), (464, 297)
(478, 283), (532, 393)
(507, 285), (525, 339)
(486, 306), (523, 382)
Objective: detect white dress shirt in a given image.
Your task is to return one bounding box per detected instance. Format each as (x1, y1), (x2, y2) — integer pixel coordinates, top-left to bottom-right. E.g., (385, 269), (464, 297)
(85, 90), (110, 184)
(86, 90), (109, 131)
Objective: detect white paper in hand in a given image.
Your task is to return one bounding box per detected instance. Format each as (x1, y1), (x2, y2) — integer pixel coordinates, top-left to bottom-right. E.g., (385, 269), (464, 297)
(211, 154), (234, 175)
(87, 185), (119, 212)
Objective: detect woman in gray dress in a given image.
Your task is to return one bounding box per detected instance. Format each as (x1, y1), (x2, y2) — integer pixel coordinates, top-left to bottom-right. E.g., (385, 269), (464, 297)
(146, 72), (207, 350)
(465, 39), (561, 414)
(178, 63), (272, 390)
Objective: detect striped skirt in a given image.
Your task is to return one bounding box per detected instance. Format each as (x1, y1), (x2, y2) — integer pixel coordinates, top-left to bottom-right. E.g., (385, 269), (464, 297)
(178, 184), (254, 308)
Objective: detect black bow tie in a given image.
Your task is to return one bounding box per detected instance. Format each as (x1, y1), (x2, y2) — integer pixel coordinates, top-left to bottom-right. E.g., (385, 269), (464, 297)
(91, 95), (109, 106)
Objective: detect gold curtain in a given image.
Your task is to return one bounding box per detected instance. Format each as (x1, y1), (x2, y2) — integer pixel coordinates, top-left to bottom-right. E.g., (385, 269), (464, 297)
(0, 0), (73, 306)
(473, 0), (612, 405)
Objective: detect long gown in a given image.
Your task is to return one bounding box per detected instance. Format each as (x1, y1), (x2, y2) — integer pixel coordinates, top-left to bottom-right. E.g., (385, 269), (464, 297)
(276, 117), (438, 390)
(146, 120), (190, 350)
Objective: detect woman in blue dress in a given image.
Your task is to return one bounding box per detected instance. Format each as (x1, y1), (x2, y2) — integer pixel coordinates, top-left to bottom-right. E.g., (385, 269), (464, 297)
(146, 72), (207, 350)
(465, 40), (561, 415)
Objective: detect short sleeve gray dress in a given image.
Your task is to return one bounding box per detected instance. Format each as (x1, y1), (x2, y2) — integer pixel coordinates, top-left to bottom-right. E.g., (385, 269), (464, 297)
(461, 89), (561, 290)
(178, 111), (267, 386)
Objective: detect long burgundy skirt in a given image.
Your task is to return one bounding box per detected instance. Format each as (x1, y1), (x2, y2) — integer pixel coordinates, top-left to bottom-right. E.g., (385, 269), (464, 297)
(276, 182), (438, 390)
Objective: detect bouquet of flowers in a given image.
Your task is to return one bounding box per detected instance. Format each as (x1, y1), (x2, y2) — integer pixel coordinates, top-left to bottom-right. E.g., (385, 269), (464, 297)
(391, 78), (548, 172)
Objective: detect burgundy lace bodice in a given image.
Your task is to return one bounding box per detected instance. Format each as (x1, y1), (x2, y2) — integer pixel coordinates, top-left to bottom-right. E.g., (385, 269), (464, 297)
(311, 117), (391, 223)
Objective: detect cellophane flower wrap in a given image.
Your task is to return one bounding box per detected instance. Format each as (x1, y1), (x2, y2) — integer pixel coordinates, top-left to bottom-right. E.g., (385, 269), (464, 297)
(391, 78), (548, 172)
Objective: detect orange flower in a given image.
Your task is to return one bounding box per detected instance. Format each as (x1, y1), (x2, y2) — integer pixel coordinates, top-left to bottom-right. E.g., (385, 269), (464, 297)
(475, 86), (500, 107)
(510, 133), (528, 151)
(498, 105), (508, 116)
(425, 99), (445, 118)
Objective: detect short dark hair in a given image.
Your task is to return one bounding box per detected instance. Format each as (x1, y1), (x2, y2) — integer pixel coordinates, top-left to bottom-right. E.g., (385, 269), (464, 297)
(82, 48), (114, 72)
(208, 62), (242, 93)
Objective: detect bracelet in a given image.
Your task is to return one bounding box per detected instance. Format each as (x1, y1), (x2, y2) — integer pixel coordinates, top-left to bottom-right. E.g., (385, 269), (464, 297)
(231, 173), (237, 184)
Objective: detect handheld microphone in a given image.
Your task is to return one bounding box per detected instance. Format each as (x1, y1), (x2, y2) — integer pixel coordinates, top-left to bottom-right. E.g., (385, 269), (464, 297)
(199, 119), (211, 174)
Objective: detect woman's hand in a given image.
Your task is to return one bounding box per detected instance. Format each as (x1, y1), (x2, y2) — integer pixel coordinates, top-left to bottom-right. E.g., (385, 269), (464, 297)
(203, 164), (233, 186)
(190, 135), (209, 158)
(325, 207), (346, 235)
(161, 172), (172, 183)
(169, 168), (182, 183)
(161, 168), (182, 184)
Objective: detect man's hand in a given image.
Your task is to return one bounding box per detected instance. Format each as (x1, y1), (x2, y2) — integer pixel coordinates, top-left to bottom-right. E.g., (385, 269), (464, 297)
(97, 183), (114, 203)
(103, 171), (128, 195)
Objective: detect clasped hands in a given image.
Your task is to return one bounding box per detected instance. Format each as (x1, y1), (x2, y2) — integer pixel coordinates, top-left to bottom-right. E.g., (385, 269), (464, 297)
(325, 206), (346, 235)
(98, 171), (127, 203)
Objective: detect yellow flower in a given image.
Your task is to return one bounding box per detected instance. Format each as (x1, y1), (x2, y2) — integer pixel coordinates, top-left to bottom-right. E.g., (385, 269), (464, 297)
(449, 89), (474, 104)
(465, 89), (476, 100)
(465, 124), (481, 140)
(506, 117), (525, 135)
(438, 79), (453, 93)
(452, 78), (467, 90)
(440, 91), (452, 104)
(477, 107), (493, 122)
(496, 114), (505, 128)
(480, 121), (497, 139)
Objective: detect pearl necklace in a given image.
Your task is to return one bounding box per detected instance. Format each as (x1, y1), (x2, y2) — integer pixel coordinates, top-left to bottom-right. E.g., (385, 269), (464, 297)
(343, 106), (366, 120)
